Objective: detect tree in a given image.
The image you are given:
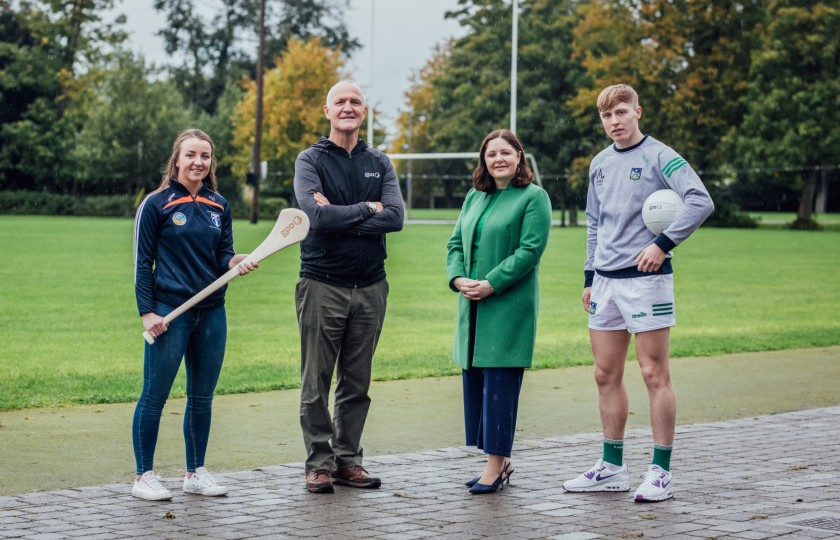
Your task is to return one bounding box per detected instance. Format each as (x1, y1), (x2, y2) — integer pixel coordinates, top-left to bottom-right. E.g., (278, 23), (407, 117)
(71, 52), (192, 196)
(390, 0), (585, 212)
(567, 0), (764, 226)
(0, 0), (125, 193)
(515, 0), (585, 221)
(390, 44), (457, 209)
(653, 0), (763, 171)
(153, 0), (358, 115)
(726, 1), (840, 228)
(153, 0), (254, 115)
(567, 0), (678, 183)
(228, 37), (344, 202)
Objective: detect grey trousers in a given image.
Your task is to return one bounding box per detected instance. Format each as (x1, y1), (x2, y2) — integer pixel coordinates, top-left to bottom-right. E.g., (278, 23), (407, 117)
(295, 277), (388, 472)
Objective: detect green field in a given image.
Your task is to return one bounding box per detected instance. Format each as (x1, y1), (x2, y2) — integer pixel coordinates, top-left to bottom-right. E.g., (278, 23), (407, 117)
(746, 211), (840, 223)
(407, 208), (840, 225)
(0, 215), (838, 410)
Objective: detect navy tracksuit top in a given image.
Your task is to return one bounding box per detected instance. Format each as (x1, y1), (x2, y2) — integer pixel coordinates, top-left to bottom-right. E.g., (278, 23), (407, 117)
(134, 180), (235, 315)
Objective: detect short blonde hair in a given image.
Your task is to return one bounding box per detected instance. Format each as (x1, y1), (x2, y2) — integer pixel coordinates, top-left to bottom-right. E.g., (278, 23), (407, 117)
(597, 84), (639, 112)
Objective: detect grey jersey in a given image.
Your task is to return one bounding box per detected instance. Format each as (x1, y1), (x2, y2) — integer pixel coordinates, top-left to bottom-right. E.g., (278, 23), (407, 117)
(584, 135), (714, 276)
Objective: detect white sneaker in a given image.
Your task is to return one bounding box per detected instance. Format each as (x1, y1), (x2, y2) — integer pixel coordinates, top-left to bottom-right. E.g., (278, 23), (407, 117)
(132, 471), (173, 501)
(563, 459), (630, 492)
(633, 464), (673, 502)
(183, 467), (229, 496)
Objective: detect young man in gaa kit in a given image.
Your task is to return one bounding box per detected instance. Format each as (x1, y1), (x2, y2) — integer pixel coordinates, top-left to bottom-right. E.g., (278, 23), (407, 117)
(563, 84), (714, 502)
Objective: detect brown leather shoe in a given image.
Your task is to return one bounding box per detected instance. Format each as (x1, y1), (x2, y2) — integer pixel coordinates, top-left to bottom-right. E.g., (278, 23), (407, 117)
(305, 469), (334, 493)
(331, 465), (381, 489)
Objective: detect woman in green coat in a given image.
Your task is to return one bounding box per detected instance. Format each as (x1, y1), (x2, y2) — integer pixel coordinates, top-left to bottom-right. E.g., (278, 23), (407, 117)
(446, 129), (552, 494)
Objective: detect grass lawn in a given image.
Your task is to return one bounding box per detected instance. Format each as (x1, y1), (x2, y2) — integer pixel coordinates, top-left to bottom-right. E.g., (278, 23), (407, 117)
(407, 208), (576, 222)
(408, 208), (840, 226)
(746, 211), (840, 223)
(0, 215), (838, 410)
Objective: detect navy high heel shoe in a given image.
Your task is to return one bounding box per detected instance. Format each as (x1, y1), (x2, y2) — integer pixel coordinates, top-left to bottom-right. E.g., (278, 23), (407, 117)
(468, 462), (513, 495)
(465, 476), (479, 488)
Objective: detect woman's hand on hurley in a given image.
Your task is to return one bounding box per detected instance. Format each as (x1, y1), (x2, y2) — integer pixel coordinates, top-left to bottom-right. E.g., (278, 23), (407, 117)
(230, 254), (258, 275)
(141, 312), (168, 339)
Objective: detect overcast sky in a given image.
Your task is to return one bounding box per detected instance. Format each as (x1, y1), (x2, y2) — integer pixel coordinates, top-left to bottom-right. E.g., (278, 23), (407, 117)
(113, 0), (468, 132)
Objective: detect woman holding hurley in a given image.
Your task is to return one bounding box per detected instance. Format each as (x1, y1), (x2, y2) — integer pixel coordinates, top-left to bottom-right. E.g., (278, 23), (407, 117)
(131, 128), (256, 501)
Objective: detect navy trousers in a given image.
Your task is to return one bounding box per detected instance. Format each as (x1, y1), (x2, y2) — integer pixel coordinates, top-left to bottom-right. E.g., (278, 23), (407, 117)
(461, 302), (525, 457)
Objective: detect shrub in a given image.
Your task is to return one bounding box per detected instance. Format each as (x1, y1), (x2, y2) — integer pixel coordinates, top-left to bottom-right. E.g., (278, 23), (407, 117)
(0, 191), (136, 217)
(704, 185), (758, 228)
(229, 196), (289, 220)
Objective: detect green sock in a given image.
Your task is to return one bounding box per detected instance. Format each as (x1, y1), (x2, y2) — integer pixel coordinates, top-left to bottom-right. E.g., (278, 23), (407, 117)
(602, 439), (624, 466)
(652, 444), (673, 471)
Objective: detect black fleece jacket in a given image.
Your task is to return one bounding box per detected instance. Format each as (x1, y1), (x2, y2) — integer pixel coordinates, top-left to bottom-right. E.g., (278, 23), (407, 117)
(293, 137), (404, 288)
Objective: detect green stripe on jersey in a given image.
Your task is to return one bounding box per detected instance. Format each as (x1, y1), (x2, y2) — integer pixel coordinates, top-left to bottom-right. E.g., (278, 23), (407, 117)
(653, 303), (673, 308)
(663, 157), (687, 178)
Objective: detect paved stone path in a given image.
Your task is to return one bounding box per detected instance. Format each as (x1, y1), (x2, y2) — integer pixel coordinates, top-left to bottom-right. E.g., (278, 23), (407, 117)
(2, 407), (839, 539)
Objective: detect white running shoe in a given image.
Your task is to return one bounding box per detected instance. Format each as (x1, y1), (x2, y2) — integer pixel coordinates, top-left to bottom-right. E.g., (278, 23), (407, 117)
(183, 467), (229, 496)
(563, 459), (630, 492)
(633, 464), (673, 502)
(132, 471), (173, 501)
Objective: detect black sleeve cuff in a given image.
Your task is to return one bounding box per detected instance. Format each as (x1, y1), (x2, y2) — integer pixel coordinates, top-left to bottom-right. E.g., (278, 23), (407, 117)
(654, 233), (676, 253)
(584, 270), (594, 288)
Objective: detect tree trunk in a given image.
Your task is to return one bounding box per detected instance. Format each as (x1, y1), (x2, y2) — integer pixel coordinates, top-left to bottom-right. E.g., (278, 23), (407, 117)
(796, 169), (817, 222)
(791, 169), (819, 229)
(814, 168), (827, 215)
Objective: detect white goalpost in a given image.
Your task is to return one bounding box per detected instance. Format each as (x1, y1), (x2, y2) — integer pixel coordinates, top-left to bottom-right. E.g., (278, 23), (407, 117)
(389, 152), (544, 215)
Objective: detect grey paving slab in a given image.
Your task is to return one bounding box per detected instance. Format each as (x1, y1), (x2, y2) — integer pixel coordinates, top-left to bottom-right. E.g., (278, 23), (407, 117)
(3, 407), (840, 539)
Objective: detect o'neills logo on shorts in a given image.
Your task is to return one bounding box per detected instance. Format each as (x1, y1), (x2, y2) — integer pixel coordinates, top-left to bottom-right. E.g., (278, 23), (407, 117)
(281, 215), (304, 237)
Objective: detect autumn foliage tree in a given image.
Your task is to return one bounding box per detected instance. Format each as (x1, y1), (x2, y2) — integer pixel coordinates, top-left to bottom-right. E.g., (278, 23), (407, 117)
(566, 0), (764, 226)
(229, 37), (344, 201)
(391, 0), (584, 212)
(153, 0), (358, 115)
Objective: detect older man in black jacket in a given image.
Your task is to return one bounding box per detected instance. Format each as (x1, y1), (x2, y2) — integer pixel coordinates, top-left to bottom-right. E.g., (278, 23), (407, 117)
(293, 80), (404, 494)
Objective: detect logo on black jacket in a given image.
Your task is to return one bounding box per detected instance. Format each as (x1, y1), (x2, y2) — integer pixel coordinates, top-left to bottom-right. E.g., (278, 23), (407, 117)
(364, 172), (381, 178)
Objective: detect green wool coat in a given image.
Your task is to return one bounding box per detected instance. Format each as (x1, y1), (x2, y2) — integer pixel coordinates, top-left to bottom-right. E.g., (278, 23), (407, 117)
(446, 183), (552, 369)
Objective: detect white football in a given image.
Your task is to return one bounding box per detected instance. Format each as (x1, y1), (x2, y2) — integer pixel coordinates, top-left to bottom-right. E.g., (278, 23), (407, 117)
(642, 189), (683, 235)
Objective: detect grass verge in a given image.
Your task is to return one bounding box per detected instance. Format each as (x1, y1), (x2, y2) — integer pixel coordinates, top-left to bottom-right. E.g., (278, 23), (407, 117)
(0, 216), (838, 410)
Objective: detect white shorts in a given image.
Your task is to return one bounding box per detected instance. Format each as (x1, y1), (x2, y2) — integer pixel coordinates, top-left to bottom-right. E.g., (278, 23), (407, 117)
(588, 273), (676, 333)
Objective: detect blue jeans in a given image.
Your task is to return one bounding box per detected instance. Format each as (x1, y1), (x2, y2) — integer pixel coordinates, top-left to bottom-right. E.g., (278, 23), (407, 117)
(132, 302), (227, 474)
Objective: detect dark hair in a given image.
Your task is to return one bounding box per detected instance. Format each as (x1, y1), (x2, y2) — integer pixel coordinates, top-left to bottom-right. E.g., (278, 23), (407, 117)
(157, 128), (218, 193)
(472, 129), (534, 192)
